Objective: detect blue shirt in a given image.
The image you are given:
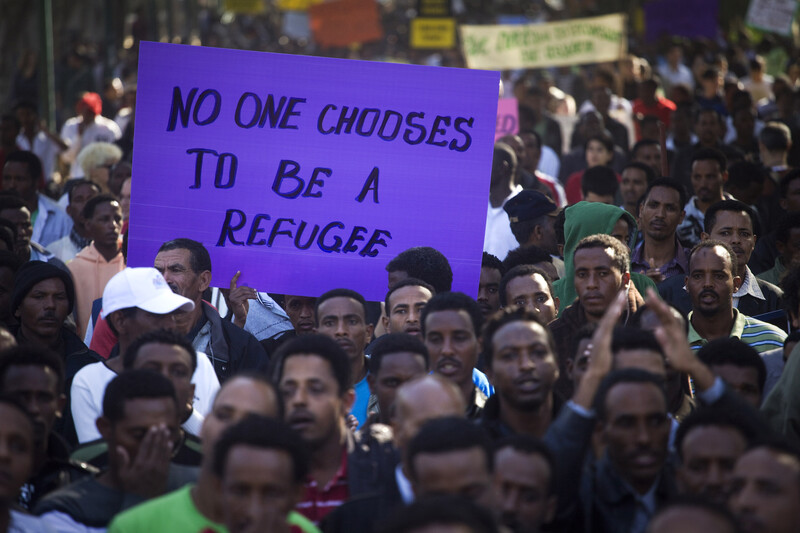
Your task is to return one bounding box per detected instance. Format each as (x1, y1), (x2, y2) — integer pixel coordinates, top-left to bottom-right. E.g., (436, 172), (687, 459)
(351, 374), (371, 428)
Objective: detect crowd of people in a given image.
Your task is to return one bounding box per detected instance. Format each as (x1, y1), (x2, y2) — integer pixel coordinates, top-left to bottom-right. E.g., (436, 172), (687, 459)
(3, 4), (800, 533)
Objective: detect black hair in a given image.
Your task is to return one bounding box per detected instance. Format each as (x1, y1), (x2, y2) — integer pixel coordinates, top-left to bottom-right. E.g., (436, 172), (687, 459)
(315, 288), (368, 326)
(67, 178), (101, 203)
(384, 278), (435, 316)
(102, 369), (178, 424)
(498, 264), (554, 308)
(502, 245), (553, 272)
(81, 193), (119, 220)
(554, 209), (566, 247)
(581, 166), (619, 197)
(781, 265), (800, 321)
(218, 371), (284, 420)
(631, 139), (660, 159)
(0, 192), (28, 213)
(368, 333), (429, 375)
(727, 161), (766, 191)
(407, 417), (493, 481)
(494, 434), (557, 495)
(704, 200), (756, 235)
(690, 147), (727, 171)
(775, 212), (800, 244)
(158, 238), (212, 274)
(696, 338), (766, 394)
(623, 161), (656, 187)
(386, 247), (453, 293)
(568, 323), (597, 361)
(674, 405), (760, 462)
(689, 240), (738, 278)
(212, 415), (308, 482)
(593, 368), (668, 421)
(421, 291), (483, 338)
(574, 234), (630, 274)
(780, 169), (800, 199)
(0, 220), (15, 252)
(481, 252), (505, 276)
(4, 151), (42, 183)
(0, 249), (20, 276)
(0, 345), (65, 393)
(123, 329), (198, 372)
(482, 307), (555, 370)
(273, 334), (351, 392)
(584, 132), (615, 155)
(12, 100), (38, 114)
(376, 495), (499, 533)
(611, 327), (665, 360)
(760, 123), (792, 152)
(0, 394), (35, 438)
(642, 177), (688, 208)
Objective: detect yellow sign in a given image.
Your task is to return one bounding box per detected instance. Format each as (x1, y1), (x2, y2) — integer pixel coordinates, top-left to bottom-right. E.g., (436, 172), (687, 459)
(277, 0), (324, 10)
(224, 0), (264, 14)
(411, 18), (456, 49)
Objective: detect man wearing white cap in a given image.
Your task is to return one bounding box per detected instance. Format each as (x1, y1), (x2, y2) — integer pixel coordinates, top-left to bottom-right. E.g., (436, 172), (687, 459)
(70, 267), (220, 444)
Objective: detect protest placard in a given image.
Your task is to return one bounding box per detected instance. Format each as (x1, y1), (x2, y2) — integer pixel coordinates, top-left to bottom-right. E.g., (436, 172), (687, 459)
(417, 0), (451, 17)
(277, 0), (323, 10)
(309, 0), (384, 48)
(644, 0), (718, 42)
(410, 18), (456, 49)
(746, 0), (798, 36)
(460, 14), (627, 70)
(224, 0), (264, 14)
(129, 42), (499, 300)
(495, 99), (518, 141)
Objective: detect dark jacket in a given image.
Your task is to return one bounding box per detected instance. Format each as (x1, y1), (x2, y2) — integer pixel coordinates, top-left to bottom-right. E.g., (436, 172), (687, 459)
(657, 271), (783, 319)
(193, 301), (270, 382)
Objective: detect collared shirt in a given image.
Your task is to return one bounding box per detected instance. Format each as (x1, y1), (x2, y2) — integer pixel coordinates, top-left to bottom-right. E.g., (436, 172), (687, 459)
(631, 239), (689, 281)
(394, 465), (414, 504)
(626, 475), (660, 533)
(688, 309), (786, 353)
(676, 193), (734, 247)
(32, 194), (72, 247)
(16, 130), (61, 183)
(733, 267), (765, 309)
(483, 184), (522, 260)
(297, 447), (349, 525)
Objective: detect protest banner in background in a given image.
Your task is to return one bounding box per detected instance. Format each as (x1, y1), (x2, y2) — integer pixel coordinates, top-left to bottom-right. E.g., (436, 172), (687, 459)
(411, 18), (456, 49)
(129, 42), (499, 300)
(417, 0), (451, 17)
(746, 0), (798, 36)
(644, 0), (718, 42)
(224, 0), (264, 14)
(277, 0), (323, 10)
(495, 99), (518, 141)
(309, 0), (383, 48)
(460, 14), (626, 70)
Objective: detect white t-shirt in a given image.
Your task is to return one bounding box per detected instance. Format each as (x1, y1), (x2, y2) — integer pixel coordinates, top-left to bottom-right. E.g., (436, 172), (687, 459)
(59, 116), (122, 178)
(70, 350), (220, 443)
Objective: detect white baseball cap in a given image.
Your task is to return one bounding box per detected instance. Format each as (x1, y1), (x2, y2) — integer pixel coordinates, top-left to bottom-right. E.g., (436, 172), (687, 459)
(101, 267), (195, 319)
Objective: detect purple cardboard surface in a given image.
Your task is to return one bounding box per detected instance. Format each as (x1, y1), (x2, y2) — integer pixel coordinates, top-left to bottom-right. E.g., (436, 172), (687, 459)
(129, 42), (499, 300)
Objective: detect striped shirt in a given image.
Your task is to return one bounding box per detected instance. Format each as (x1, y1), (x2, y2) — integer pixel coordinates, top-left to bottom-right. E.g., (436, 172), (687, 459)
(296, 447), (348, 525)
(688, 309), (787, 353)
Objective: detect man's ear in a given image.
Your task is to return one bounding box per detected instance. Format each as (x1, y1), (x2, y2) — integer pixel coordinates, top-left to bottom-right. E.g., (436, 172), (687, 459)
(56, 393), (66, 419)
(108, 311), (126, 337)
(381, 315), (390, 333)
(366, 322), (375, 342)
(553, 296), (560, 315)
(700, 232), (710, 241)
(96, 416), (112, 441)
(198, 270), (212, 292)
(679, 210), (686, 224)
(733, 275), (743, 291)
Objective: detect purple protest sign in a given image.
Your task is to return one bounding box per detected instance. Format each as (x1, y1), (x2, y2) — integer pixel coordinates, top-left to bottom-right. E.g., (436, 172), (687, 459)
(644, 0), (718, 43)
(495, 98), (519, 141)
(129, 42), (499, 300)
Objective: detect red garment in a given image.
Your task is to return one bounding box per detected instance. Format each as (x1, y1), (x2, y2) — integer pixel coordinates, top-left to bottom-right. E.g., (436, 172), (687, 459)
(296, 447), (349, 525)
(88, 313), (117, 359)
(632, 97), (677, 140)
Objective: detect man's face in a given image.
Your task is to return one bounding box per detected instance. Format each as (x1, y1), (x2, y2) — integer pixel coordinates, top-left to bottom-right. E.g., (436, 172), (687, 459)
(677, 425), (746, 504)
(385, 285), (433, 337)
(477, 268), (502, 318)
(567, 338), (591, 388)
(781, 178), (800, 213)
(620, 167), (649, 208)
(639, 186), (684, 242)
(1, 365), (63, 446)
(505, 274), (558, 324)
(734, 109), (755, 138)
(686, 247), (739, 318)
(104, 397), (180, 472)
(585, 139), (612, 167)
(696, 112), (722, 145)
(0, 404), (34, 503)
(393, 380), (465, 452)
(602, 382), (670, 492)
(316, 296), (372, 361)
(729, 447), (800, 533)
(119, 178), (132, 220)
(519, 133), (541, 170)
(424, 310), (480, 388)
(284, 295), (316, 335)
(131, 342), (195, 421)
(0, 206), (32, 256)
(610, 219), (631, 247)
(87, 201), (122, 250)
(67, 183), (99, 226)
(494, 447), (555, 533)
(16, 278), (70, 341)
(412, 447), (494, 509)
(280, 354), (351, 449)
(200, 377), (280, 457)
(573, 247), (627, 319)
(489, 321), (558, 411)
(0, 266), (14, 325)
(119, 308), (179, 339)
(221, 446), (299, 533)
(368, 352), (427, 424)
(708, 363), (761, 409)
(633, 145), (662, 174)
(691, 160), (726, 204)
(2, 161), (36, 202)
(704, 210), (755, 275)
(154, 248), (208, 303)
